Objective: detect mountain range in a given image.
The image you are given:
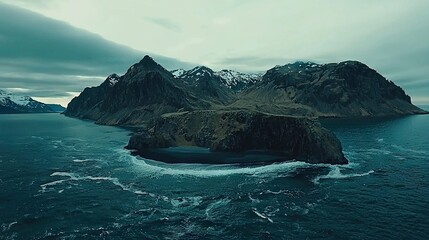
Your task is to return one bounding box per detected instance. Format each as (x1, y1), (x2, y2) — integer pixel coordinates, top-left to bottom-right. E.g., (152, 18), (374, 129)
(65, 55), (426, 125)
(0, 90), (65, 114)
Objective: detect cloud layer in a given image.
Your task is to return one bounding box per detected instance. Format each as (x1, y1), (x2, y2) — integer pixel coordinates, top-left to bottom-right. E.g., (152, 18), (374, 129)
(0, 2), (192, 105)
(0, 0), (428, 104)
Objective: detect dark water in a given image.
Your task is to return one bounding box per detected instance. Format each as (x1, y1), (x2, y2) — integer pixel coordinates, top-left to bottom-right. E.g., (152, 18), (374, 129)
(1, 113), (428, 240)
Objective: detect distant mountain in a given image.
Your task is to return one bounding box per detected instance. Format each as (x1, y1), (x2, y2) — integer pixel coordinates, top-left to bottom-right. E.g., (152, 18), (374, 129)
(230, 61), (426, 117)
(0, 90), (56, 114)
(46, 104), (66, 112)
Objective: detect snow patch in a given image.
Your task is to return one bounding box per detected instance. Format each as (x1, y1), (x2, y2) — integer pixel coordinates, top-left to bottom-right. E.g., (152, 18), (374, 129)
(214, 70), (263, 89)
(0, 90), (32, 106)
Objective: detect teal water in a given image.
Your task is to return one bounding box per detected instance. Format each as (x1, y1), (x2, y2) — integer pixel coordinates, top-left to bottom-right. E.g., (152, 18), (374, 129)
(0, 113), (428, 239)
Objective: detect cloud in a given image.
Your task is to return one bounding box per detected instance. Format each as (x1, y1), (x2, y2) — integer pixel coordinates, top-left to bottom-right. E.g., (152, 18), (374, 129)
(144, 17), (182, 32)
(1, 0), (428, 104)
(0, 2), (193, 105)
(214, 56), (296, 72)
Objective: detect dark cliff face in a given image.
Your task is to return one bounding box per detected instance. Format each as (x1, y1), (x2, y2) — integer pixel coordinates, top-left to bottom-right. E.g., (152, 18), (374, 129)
(126, 111), (348, 165)
(235, 61), (425, 117)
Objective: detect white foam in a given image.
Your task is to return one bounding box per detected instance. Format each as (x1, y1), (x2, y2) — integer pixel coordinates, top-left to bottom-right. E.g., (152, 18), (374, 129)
(248, 193), (260, 203)
(40, 179), (68, 191)
(205, 198), (231, 218)
(50, 172), (77, 178)
(313, 167), (374, 184)
(252, 208), (274, 223)
(72, 159), (95, 163)
(131, 156), (311, 178)
(171, 196), (203, 207)
(42, 172), (132, 193)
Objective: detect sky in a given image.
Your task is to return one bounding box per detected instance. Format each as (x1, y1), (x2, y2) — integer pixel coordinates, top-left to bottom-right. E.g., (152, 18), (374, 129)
(0, 0), (428, 106)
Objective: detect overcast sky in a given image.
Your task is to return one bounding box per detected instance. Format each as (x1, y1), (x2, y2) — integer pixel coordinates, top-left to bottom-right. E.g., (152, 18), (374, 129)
(0, 0), (428, 106)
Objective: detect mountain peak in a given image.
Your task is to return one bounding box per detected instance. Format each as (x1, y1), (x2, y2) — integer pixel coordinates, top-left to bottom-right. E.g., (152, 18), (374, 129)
(124, 55), (173, 81)
(132, 55), (164, 71)
(139, 55), (156, 64)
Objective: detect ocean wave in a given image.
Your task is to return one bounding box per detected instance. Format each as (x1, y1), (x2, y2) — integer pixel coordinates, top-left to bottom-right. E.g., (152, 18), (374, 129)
(41, 172), (131, 192)
(171, 196), (203, 208)
(72, 159), (97, 163)
(391, 144), (427, 155)
(312, 167), (374, 184)
(30, 136), (44, 140)
(366, 148), (392, 155)
(41, 171), (165, 200)
(130, 156), (314, 178)
(205, 198), (231, 218)
(252, 208), (274, 223)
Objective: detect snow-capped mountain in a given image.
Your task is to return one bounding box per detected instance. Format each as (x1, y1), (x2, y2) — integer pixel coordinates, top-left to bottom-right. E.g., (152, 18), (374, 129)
(214, 70), (263, 91)
(0, 90), (59, 114)
(171, 66), (263, 92)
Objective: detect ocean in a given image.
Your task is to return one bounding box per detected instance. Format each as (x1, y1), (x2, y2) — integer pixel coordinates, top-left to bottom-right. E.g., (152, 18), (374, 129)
(1, 111), (428, 239)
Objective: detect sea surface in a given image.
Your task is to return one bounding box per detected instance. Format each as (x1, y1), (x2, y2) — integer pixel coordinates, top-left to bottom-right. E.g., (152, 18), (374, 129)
(0, 111), (428, 240)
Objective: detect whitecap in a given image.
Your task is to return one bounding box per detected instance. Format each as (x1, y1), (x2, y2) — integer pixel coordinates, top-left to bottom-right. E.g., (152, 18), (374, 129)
(252, 208), (274, 223)
(134, 190), (148, 195)
(313, 167), (374, 184)
(7, 221), (17, 230)
(40, 179), (68, 191)
(248, 193), (260, 203)
(72, 159), (96, 163)
(30, 136), (44, 140)
(41, 172), (136, 194)
(171, 196), (203, 207)
(50, 172), (77, 178)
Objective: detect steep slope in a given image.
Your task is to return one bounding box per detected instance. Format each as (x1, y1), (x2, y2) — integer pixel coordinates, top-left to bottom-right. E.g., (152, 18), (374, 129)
(231, 61), (426, 117)
(0, 90), (55, 114)
(65, 56), (214, 125)
(176, 66), (235, 104)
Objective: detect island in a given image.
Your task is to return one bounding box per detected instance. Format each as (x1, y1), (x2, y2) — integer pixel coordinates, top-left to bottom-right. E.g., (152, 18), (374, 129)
(65, 55), (427, 165)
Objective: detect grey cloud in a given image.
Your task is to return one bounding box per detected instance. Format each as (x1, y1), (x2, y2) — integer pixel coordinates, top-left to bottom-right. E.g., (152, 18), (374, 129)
(0, 2), (193, 102)
(214, 56), (297, 72)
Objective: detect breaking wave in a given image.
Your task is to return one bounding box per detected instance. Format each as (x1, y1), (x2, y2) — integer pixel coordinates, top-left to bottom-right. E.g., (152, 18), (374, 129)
(312, 167), (374, 184)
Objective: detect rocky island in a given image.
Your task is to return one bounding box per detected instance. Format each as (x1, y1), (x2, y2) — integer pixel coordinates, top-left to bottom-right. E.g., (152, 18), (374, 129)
(125, 110), (347, 164)
(65, 56), (426, 165)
